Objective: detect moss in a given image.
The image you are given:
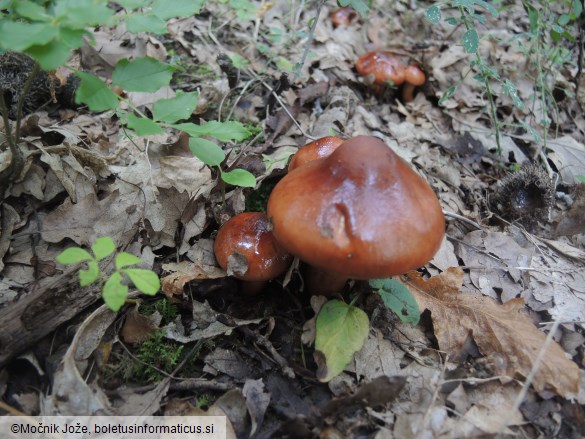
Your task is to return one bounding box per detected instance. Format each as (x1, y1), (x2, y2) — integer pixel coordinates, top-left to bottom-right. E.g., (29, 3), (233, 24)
(129, 331), (184, 383)
(139, 299), (178, 326)
(245, 179), (278, 212)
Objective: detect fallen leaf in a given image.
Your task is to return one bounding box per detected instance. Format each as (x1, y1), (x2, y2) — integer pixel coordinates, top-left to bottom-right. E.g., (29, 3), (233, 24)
(406, 267), (580, 397)
(161, 261), (226, 297)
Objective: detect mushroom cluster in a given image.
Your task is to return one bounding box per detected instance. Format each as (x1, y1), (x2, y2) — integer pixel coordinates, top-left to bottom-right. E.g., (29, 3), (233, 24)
(268, 135), (445, 295)
(355, 51), (426, 102)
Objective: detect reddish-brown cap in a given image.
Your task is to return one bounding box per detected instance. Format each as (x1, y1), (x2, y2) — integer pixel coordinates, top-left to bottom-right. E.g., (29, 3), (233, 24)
(355, 52), (406, 86)
(288, 136), (345, 172)
(214, 212), (292, 282)
(405, 64), (426, 86)
(330, 6), (357, 27)
(267, 136), (445, 279)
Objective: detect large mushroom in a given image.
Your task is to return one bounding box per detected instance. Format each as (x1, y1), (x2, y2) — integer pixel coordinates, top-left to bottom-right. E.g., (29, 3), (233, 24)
(267, 136), (445, 295)
(214, 212), (292, 295)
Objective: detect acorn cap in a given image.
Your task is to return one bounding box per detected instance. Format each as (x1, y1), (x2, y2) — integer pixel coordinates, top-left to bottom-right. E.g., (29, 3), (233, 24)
(355, 51), (406, 86)
(288, 136), (345, 171)
(214, 212), (292, 282)
(267, 136), (445, 279)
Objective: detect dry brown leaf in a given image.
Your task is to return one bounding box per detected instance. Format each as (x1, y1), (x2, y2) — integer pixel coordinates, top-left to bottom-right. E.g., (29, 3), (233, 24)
(161, 261), (226, 297)
(405, 267), (580, 397)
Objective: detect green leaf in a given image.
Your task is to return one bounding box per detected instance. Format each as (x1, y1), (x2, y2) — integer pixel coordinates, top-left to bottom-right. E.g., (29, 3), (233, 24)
(127, 114), (165, 136)
(25, 40), (72, 70)
(337, 0), (369, 18)
(92, 237), (116, 261)
(112, 57), (174, 92)
(103, 271), (129, 312)
(0, 22), (57, 51)
(228, 53), (249, 69)
(57, 247), (93, 265)
(122, 268), (160, 295)
(471, 0), (498, 17)
(152, 91), (198, 123)
(314, 300), (369, 382)
(15, 1), (51, 21)
(126, 14), (168, 35)
(221, 169), (256, 187)
(461, 28), (479, 54)
(502, 79), (525, 110)
(576, 175), (585, 183)
(573, 0), (583, 18)
(425, 5), (441, 24)
(151, 0), (204, 19)
(54, 0), (114, 28)
(174, 121), (252, 142)
(370, 278), (420, 325)
(79, 260), (100, 287)
(188, 137), (225, 166)
(117, 0), (150, 8)
(115, 252), (143, 269)
(75, 72), (119, 111)
(438, 85), (457, 104)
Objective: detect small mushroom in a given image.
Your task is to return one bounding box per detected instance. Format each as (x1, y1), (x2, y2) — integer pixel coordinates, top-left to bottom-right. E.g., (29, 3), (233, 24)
(288, 136), (345, 172)
(214, 212), (292, 295)
(402, 64), (426, 103)
(355, 51), (406, 93)
(330, 6), (357, 27)
(267, 136), (445, 296)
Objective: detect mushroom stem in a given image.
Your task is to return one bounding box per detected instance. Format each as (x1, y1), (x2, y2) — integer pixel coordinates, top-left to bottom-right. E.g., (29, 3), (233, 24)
(402, 83), (416, 103)
(303, 266), (349, 297)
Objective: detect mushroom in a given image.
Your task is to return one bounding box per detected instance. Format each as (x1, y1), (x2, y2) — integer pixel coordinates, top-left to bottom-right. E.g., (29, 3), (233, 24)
(214, 212), (292, 295)
(288, 136), (345, 172)
(402, 64), (426, 103)
(355, 51), (406, 93)
(267, 136), (445, 296)
(330, 6), (357, 27)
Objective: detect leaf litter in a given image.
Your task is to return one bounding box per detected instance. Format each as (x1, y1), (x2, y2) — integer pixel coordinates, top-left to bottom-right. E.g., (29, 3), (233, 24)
(1, 0), (585, 437)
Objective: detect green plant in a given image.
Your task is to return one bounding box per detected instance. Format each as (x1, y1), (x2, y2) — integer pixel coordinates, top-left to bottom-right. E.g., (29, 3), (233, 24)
(56, 236), (160, 311)
(425, 1), (526, 154)
(313, 278), (421, 382)
(0, 0), (257, 190)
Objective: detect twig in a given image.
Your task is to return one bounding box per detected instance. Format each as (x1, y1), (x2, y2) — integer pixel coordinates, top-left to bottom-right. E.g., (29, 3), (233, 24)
(443, 210), (482, 230)
(252, 73), (315, 140)
(498, 316), (563, 434)
(293, 0), (326, 81)
(0, 59), (45, 193)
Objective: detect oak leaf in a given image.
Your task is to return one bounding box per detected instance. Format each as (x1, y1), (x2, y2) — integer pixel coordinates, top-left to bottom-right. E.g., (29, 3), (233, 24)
(404, 267), (579, 397)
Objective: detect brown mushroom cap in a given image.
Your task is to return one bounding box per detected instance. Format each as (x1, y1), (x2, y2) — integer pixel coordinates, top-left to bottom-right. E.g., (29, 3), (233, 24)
(288, 136), (345, 172)
(267, 136), (445, 279)
(330, 6), (357, 27)
(355, 51), (406, 86)
(214, 212), (292, 282)
(405, 64), (426, 86)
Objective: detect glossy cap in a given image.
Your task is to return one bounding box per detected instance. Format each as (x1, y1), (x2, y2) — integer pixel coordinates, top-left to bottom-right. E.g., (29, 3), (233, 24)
(267, 136), (445, 279)
(355, 51), (406, 86)
(405, 64), (426, 86)
(214, 212), (292, 282)
(288, 136), (345, 171)
(330, 6), (357, 27)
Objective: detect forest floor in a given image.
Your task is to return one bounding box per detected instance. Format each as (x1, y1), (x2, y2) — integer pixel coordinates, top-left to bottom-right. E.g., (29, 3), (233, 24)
(1, 0), (585, 437)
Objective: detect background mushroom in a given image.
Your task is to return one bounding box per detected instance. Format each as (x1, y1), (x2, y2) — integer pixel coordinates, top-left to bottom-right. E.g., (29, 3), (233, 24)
(402, 64), (426, 102)
(355, 51), (406, 93)
(214, 212), (292, 295)
(330, 6), (357, 27)
(267, 136), (445, 295)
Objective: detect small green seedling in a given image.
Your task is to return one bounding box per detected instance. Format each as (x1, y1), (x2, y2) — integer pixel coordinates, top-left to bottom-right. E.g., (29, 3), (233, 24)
(313, 277), (421, 382)
(56, 236), (160, 312)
